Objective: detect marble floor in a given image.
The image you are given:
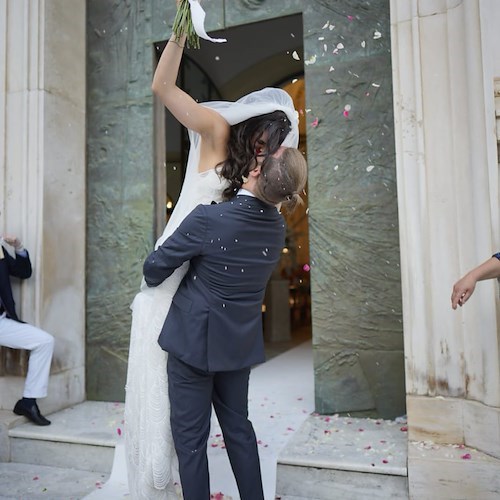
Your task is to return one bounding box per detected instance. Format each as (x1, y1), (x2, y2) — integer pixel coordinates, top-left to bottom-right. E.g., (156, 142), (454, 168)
(0, 336), (413, 500)
(0, 340), (315, 500)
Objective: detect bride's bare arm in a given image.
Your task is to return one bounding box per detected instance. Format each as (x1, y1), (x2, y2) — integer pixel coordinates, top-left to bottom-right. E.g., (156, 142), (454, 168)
(151, 31), (229, 157)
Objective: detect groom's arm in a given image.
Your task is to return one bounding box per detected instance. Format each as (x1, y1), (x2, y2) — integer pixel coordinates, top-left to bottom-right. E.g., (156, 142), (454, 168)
(143, 204), (207, 287)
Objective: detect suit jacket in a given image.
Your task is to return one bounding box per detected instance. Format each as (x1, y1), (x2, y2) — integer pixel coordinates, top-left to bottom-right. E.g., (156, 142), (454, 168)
(143, 195), (286, 372)
(0, 246), (32, 321)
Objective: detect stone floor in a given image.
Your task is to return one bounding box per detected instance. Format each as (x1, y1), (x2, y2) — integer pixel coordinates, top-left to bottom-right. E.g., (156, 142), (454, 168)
(0, 335), (416, 499)
(0, 341), (315, 499)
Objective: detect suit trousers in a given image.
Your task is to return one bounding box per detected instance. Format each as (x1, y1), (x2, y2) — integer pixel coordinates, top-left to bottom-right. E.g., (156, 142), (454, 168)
(0, 314), (54, 398)
(167, 354), (264, 500)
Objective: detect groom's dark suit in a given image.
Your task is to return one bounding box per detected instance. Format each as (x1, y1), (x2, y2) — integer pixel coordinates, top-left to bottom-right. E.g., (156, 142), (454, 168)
(143, 193), (285, 500)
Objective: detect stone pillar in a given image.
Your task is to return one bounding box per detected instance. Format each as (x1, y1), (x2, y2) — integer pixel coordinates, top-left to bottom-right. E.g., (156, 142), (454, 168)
(0, 0), (86, 411)
(303, 0), (405, 419)
(391, 0), (500, 495)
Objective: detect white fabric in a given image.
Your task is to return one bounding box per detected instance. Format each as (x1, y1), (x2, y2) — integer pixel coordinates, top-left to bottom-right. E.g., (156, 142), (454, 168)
(0, 316), (54, 398)
(123, 87), (299, 499)
(188, 0), (227, 43)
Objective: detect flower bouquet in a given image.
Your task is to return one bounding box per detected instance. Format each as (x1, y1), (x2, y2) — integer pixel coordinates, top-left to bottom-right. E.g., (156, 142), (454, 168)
(172, 0), (200, 49)
(172, 0), (227, 49)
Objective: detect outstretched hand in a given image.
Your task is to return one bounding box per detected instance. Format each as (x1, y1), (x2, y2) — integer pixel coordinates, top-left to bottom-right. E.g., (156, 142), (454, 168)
(451, 274), (476, 309)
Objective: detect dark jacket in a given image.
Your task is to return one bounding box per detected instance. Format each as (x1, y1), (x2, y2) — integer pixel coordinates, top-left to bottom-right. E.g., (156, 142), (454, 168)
(0, 246), (32, 321)
(143, 195), (285, 372)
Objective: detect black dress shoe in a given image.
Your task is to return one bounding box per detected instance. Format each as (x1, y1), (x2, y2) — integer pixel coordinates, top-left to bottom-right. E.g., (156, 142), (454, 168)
(13, 399), (51, 426)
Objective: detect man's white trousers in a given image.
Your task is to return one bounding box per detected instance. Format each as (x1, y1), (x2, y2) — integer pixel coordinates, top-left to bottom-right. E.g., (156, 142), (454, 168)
(0, 314), (54, 398)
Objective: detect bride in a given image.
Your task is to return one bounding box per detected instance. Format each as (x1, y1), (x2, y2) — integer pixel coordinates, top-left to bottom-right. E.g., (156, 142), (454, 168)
(124, 2), (300, 498)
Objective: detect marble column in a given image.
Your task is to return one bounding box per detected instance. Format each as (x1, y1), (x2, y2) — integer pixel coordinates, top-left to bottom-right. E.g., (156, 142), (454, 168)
(391, 0), (500, 495)
(0, 0), (86, 412)
(302, 0), (405, 419)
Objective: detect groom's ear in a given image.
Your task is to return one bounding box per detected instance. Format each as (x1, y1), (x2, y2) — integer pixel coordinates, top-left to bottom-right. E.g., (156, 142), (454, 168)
(248, 165), (261, 178)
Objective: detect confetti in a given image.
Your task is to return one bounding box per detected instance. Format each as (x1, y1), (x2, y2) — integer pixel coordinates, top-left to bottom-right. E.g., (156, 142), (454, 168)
(373, 31), (382, 39)
(461, 453), (472, 460)
(325, 88), (337, 94)
(305, 54), (317, 65)
(292, 50), (300, 61)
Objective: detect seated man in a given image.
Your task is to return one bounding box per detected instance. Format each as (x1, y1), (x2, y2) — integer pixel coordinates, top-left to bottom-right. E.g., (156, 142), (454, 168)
(0, 235), (54, 425)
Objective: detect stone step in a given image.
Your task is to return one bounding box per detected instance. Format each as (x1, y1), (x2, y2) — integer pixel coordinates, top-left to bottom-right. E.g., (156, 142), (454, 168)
(7, 401), (124, 474)
(0, 462), (107, 500)
(276, 414), (409, 500)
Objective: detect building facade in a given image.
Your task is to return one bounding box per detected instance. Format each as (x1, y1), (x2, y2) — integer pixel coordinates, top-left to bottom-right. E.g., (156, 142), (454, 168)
(0, 0), (498, 497)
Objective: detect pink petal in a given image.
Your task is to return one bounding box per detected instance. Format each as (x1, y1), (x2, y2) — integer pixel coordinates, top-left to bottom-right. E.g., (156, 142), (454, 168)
(117, 428), (122, 436)
(343, 110), (349, 118)
(311, 117), (319, 128)
(33, 476), (39, 481)
(461, 453), (472, 460)
(364, 445), (372, 450)
(382, 459), (389, 464)
(400, 426), (408, 432)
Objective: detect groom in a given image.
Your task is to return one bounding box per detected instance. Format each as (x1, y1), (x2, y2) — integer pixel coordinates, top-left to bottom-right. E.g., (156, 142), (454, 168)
(143, 148), (307, 500)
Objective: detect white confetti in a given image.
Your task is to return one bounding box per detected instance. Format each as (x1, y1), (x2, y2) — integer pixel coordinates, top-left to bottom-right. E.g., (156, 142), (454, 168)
(322, 21), (330, 29)
(334, 165), (339, 170)
(372, 83), (380, 88)
(337, 42), (344, 49)
(361, 40), (366, 48)
(325, 88), (337, 94)
(344, 104), (351, 111)
(292, 50), (300, 61)
(366, 165), (375, 172)
(305, 54), (317, 65)
(329, 66), (335, 72)
(373, 31), (382, 39)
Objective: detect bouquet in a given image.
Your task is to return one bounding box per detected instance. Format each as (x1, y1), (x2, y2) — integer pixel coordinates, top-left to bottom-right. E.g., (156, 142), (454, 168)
(172, 0), (200, 49)
(172, 0), (227, 49)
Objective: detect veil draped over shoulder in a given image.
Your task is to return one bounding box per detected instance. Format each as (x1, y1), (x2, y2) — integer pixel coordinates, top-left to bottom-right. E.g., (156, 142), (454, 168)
(125, 87), (299, 499)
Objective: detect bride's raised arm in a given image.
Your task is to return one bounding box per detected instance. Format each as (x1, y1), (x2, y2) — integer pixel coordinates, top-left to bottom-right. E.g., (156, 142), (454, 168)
(151, 26), (228, 148)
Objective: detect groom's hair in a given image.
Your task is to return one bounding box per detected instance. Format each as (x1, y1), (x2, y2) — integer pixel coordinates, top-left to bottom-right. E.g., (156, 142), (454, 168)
(253, 148), (307, 212)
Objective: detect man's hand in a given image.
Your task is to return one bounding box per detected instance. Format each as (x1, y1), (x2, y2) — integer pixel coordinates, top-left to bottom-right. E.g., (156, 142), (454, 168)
(2, 235), (23, 250)
(451, 273), (477, 309)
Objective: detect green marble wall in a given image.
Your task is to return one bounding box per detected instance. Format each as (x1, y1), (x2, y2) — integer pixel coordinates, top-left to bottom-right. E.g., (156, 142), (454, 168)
(87, 0), (404, 418)
(302, 1), (404, 418)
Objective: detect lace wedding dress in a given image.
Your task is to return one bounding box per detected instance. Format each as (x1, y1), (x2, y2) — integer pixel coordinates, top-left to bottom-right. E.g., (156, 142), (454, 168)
(123, 88), (300, 499)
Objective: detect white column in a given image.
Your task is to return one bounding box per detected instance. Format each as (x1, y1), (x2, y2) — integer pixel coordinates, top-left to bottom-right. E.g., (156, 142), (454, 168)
(0, 0), (86, 411)
(391, 0), (500, 495)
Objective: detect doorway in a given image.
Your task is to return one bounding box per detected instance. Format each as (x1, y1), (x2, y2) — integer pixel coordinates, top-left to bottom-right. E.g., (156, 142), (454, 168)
(153, 14), (312, 359)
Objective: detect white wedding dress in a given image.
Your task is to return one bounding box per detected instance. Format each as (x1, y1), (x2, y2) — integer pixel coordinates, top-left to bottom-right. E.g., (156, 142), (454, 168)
(123, 88), (300, 499)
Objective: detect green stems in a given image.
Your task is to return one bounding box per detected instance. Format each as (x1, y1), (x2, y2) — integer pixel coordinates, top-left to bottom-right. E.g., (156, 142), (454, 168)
(172, 0), (200, 49)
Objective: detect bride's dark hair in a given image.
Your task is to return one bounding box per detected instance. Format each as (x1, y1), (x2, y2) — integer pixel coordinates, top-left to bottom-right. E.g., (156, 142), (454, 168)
(218, 110), (291, 200)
